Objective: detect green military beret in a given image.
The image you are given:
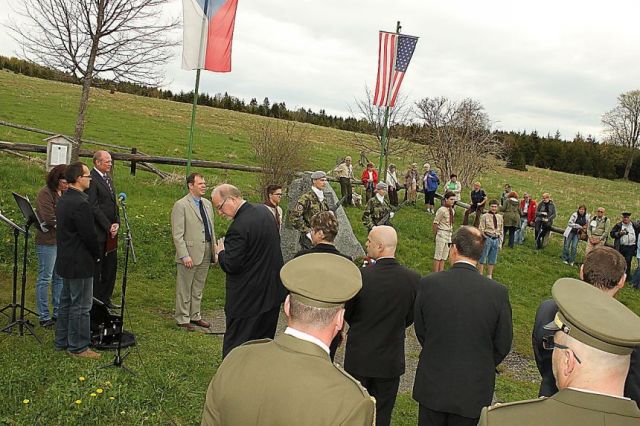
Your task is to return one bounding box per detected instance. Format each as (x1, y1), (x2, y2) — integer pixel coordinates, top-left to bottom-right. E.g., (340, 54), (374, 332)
(311, 171), (326, 180)
(544, 278), (640, 355)
(280, 253), (362, 308)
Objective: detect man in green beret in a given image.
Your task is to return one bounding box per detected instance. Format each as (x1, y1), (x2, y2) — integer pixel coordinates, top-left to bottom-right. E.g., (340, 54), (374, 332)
(290, 171), (330, 250)
(479, 277), (640, 425)
(362, 182), (393, 231)
(201, 253), (375, 426)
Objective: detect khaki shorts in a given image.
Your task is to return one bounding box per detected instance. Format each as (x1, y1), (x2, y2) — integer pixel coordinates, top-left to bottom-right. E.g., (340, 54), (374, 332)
(434, 232), (451, 260)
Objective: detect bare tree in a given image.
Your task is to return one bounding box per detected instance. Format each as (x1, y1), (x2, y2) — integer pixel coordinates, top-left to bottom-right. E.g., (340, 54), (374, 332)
(602, 90), (640, 179)
(252, 121), (309, 195)
(350, 86), (416, 179)
(8, 0), (179, 159)
(415, 97), (502, 188)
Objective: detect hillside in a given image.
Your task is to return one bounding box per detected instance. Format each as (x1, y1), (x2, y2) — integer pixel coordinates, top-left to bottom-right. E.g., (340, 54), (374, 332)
(1, 71), (640, 424)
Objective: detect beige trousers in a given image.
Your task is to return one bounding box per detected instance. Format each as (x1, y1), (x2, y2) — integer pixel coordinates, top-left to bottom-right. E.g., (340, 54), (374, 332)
(174, 245), (211, 324)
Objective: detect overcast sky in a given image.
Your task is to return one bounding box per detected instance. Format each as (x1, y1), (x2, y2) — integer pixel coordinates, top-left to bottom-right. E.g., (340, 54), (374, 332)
(2, 0), (639, 139)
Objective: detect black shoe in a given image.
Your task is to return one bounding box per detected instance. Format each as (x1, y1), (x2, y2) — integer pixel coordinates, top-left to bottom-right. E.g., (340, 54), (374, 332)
(39, 319), (55, 328)
(105, 301), (121, 310)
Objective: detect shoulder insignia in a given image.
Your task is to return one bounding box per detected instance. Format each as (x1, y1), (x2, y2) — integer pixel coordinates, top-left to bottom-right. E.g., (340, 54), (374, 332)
(296, 204), (304, 211)
(333, 362), (373, 399)
(240, 338), (272, 346)
(487, 396), (547, 411)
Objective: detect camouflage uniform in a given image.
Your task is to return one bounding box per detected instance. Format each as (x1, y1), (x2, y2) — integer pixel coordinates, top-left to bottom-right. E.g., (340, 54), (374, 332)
(362, 196), (392, 231)
(290, 191), (329, 249)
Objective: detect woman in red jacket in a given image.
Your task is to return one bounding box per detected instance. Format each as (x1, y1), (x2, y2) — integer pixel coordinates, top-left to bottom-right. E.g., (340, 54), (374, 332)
(516, 192), (537, 244)
(361, 162), (378, 202)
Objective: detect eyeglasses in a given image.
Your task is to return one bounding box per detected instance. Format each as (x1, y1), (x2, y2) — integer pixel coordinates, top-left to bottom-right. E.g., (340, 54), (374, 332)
(597, 210), (605, 213)
(80, 175), (92, 180)
(272, 193), (283, 197)
(216, 198), (229, 211)
(542, 335), (582, 364)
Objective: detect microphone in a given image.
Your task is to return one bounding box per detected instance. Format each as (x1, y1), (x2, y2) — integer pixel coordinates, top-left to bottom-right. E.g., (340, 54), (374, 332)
(118, 192), (127, 202)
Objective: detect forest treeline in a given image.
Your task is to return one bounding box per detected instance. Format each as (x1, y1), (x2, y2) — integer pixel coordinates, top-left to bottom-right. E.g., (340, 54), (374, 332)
(3, 55), (640, 182)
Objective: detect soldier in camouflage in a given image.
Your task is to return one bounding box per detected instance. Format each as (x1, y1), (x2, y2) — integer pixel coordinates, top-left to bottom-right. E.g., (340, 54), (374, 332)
(290, 171), (330, 249)
(362, 182), (394, 231)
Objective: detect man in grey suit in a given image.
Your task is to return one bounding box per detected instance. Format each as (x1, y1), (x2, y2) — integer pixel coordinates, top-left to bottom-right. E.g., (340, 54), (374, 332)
(171, 173), (215, 331)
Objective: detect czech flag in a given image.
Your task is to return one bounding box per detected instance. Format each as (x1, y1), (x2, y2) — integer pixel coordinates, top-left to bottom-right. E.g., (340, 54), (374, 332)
(182, 0), (239, 72)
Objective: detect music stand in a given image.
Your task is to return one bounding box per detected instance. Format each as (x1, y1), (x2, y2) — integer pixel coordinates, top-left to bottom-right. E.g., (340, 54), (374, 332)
(0, 211), (24, 323)
(0, 193), (45, 342)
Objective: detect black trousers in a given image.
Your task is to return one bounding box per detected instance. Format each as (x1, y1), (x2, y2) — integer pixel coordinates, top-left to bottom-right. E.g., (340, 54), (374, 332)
(418, 405), (478, 426)
(339, 177), (352, 205)
(93, 248), (117, 304)
(535, 221), (552, 249)
(620, 244), (636, 278)
(351, 374), (400, 426)
(388, 188), (399, 206)
(503, 226), (517, 248)
(223, 305), (280, 358)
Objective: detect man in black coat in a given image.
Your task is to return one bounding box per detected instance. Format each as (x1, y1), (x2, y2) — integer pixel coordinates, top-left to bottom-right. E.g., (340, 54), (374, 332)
(212, 184), (287, 358)
(610, 212), (640, 280)
(532, 246), (640, 407)
(54, 162), (101, 359)
(344, 225), (419, 426)
(87, 150), (120, 309)
(413, 226), (513, 426)
(294, 211), (351, 261)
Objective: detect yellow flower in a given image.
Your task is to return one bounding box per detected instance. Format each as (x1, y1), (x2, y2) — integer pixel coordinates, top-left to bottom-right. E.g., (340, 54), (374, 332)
(104, 381), (112, 386)
(79, 377), (86, 382)
(109, 396), (115, 401)
(96, 388), (103, 394)
(22, 399), (30, 404)
(75, 400), (82, 405)
(90, 393), (97, 397)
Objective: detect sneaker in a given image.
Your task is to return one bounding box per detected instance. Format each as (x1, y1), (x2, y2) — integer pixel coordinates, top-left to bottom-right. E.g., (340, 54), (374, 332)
(562, 260), (568, 265)
(39, 319), (55, 328)
(69, 349), (101, 360)
(569, 262), (574, 266)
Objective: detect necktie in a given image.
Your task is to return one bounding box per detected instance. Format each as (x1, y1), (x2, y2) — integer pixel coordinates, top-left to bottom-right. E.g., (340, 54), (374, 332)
(199, 200), (211, 242)
(104, 173), (114, 194)
(265, 201), (280, 229)
(490, 212), (497, 228)
(448, 207), (454, 226)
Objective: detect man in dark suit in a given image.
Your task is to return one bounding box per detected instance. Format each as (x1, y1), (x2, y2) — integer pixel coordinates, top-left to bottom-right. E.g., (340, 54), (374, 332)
(54, 162), (101, 359)
(345, 225), (419, 426)
(212, 184), (287, 358)
(87, 150), (120, 309)
(532, 246), (640, 406)
(413, 225), (513, 426)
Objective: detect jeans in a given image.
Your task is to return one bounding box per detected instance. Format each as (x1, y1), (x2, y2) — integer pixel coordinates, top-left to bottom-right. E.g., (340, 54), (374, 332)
(480, 236), (500, 265)
(631, 264), (640, 288)
(54, 277), (93, 353)
(515, 217), (528, 244)
(35, 244), (63, 321)
(562, 233), (580, 264)
(503, 226), (517, 248)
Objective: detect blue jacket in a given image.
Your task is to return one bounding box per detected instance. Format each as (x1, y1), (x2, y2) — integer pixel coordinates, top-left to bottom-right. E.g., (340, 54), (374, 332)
(424, 171), (439, 192)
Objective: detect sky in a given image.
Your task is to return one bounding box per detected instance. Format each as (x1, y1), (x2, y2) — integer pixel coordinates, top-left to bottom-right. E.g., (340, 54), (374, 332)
(2, 0), (639, 140)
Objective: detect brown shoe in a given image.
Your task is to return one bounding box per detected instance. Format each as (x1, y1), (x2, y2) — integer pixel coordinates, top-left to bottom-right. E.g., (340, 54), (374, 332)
(178, 322), (196, 331)
(69, 349), (102, 360)
(190, 319), (211, 328)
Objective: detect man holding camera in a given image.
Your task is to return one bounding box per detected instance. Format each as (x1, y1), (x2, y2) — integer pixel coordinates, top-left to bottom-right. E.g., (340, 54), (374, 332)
(610, 212), (640, 279)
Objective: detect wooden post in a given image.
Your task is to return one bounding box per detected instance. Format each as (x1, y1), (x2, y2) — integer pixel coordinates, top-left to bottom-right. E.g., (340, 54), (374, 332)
(130, 147), (137, 176)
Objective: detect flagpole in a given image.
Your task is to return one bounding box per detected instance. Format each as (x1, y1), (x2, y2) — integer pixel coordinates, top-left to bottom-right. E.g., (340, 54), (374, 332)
(186, 0), (211, 178)
(378, 21), (401, 181)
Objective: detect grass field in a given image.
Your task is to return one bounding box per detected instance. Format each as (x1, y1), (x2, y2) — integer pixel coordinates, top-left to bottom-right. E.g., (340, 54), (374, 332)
(1, 71), (640, 425)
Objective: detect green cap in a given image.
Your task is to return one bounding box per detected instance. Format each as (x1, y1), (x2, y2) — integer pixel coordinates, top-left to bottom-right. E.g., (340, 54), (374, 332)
(310, 171), (326, 180)
(280, 253), (362, 308)
(544, 278), (640, 355)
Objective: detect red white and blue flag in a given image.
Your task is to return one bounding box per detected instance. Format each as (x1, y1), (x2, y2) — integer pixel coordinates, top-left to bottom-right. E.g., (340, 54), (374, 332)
(182, 0), (239, 72)
(373, 31), (418, 107)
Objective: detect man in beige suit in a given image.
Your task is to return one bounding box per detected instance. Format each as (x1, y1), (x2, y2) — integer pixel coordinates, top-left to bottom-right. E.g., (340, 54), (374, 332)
(171, 173), (215, 331)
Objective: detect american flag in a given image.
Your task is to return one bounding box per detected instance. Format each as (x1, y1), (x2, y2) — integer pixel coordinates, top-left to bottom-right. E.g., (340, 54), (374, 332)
(373, 31), (418, 107)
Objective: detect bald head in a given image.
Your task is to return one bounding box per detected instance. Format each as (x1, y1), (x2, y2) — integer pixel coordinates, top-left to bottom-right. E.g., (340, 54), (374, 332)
(211, 184), (244, 219)
(366, 226), (397, 259)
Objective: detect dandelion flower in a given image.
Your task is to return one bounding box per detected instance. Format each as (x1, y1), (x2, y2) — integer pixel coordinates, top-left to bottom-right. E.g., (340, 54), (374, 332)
(22, 399), (30, 404)
(90, 393), (97, 397)
(96, 388), (103, 394)
(79, 377), (86, 382)
(75, 400), (82, 405)
(109, 397), (115, 401)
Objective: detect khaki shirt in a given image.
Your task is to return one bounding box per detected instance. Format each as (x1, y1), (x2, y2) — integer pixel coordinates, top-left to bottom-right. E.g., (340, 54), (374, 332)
(434, 206), (454, 233)
(587, 215), (610, 240)
(334, 163), (352, 179)
(479, 212), (504, 238)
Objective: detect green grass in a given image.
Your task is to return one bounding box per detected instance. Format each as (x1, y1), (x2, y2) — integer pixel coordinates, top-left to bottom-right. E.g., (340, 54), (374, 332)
(1, 71), (640, 424)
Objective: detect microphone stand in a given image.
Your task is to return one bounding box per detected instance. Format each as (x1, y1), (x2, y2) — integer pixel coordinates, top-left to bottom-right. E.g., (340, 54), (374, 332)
(101, 195), (136, 373)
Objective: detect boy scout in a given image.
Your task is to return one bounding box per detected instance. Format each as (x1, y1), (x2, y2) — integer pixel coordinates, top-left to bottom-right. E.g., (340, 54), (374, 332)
(290, 171), (330, 250)
(201, 254), (375, 426)
(362, 182), (393, 231)
(479, 277), (640, 425)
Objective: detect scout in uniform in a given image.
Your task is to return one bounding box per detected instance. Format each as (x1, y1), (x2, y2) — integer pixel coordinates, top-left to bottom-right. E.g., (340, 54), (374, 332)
(290, 171), (330, 250)
(479, 277), (640, 425)
(201, 253), (376, 426)
(362, 182), (393, 231)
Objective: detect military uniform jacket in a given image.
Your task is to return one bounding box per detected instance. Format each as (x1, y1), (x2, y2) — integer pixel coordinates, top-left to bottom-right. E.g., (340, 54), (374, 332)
(362, 196), (391, 230)
(478, 388), (640, 425)
(201, 333), (375, 426)
(290, 190), (329, 234)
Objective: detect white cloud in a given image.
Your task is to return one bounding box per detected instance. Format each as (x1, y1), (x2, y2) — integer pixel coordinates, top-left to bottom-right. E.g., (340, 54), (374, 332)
(2, 0), (640, 139)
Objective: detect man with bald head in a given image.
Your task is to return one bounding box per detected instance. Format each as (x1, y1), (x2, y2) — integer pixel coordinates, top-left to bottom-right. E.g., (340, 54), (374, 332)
(212, 184), (287, 357)
(345, 225), (419, 425)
